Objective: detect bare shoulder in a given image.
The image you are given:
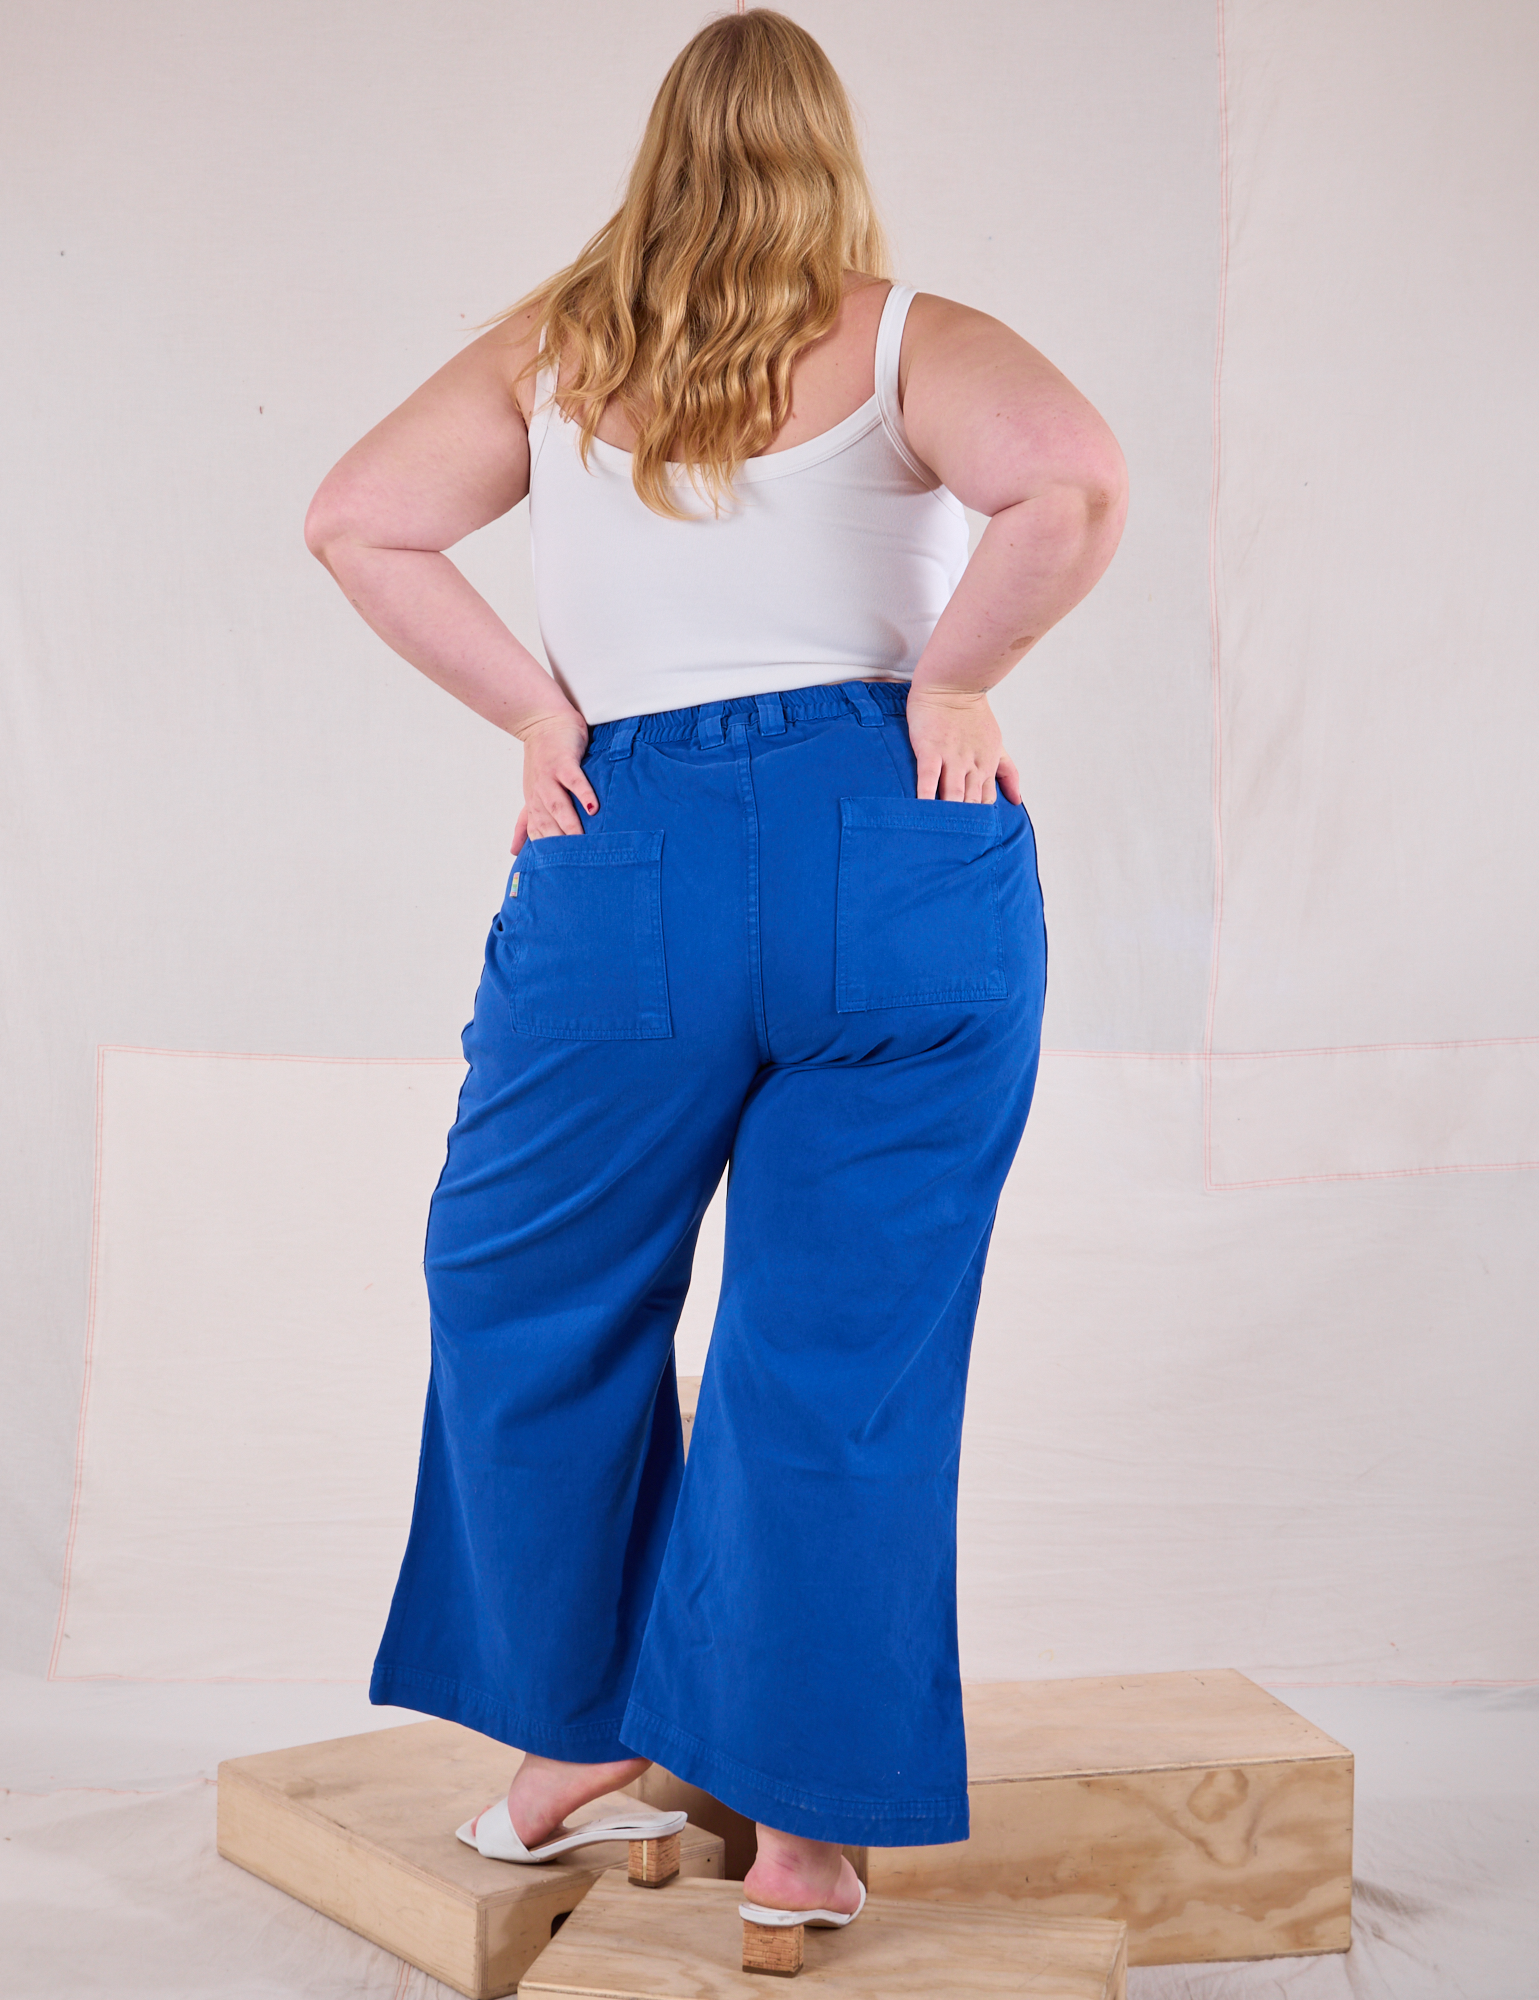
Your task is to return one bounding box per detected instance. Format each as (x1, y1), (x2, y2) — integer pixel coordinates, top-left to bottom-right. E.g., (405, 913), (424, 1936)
(897, 290), (1127, 516)
(405, 294), (547, 426)
(492, 297), (551, 423)
(897, 291), (1086, 416)
(304, 296), (550, 554)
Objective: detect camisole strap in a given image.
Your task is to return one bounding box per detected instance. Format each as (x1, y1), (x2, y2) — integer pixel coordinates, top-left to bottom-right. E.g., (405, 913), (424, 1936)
(873, 281), (937, 486)
(527, 352), (560, 476)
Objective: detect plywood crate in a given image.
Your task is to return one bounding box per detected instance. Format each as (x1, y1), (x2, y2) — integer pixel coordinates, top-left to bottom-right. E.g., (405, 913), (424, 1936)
(216, 1718), (724, 1999)
(857, 1669), (1352, 1966)
(520, 1871), (1127, 1999)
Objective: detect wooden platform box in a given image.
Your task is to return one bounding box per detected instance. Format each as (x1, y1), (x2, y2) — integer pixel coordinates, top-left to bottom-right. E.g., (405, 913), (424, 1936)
(521, 1871), (1127, 1999)
(862, 1669), (1352, 1966)
(216, 1718), (725, 1999)
(631, 1669), (1351, 1967)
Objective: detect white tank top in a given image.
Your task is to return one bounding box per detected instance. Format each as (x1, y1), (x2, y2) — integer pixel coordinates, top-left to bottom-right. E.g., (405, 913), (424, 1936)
(526, 281), (971, 724)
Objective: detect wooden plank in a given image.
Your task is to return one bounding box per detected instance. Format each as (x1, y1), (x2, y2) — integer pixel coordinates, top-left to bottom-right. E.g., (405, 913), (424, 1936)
(963, 1670), (1350, 1778)
(864, 1671), (1352, 1966)
(521, 1873), (1127, 1999)
(216, 1719), (723, 1999)
(219, 1762), (483, 1992)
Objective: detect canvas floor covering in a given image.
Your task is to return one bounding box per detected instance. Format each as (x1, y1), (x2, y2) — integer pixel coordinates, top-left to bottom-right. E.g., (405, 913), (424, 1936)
(2, 1676), (1534, 1999)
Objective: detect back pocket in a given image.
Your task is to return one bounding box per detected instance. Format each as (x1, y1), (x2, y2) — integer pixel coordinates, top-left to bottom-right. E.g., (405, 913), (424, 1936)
(835, 797), (1007, 1012)
(509, 829), (673, 1040)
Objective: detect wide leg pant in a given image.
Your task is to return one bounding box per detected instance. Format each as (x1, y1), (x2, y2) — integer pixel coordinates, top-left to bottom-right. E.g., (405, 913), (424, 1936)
(369, 678), (1048, 1846)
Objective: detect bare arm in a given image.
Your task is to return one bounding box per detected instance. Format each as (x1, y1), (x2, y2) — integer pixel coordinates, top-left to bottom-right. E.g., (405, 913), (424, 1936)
(302, 304), (598, 847)
(304, 290), (1127, 824)
(895, 295), (1129, 802)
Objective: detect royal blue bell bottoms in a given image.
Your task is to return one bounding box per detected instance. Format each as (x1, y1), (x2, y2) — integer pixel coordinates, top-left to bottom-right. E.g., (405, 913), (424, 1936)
(369, 678), (1048, 1847)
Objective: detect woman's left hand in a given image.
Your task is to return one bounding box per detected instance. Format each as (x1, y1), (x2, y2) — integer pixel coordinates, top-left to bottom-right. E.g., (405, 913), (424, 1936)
(902, 685), (1022, 804)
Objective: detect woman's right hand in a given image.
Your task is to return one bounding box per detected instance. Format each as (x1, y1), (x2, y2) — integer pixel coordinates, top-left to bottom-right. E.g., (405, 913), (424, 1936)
(511, 709), (600, 853)
(903, 684), (1022, 805)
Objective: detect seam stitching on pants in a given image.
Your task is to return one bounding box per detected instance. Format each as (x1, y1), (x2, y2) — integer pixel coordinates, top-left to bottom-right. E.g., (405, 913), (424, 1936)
(731, 719), (773, 1063)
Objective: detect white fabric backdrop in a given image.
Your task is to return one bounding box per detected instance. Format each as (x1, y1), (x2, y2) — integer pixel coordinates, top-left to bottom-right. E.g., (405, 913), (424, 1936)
(4, 0), (1535, 1711)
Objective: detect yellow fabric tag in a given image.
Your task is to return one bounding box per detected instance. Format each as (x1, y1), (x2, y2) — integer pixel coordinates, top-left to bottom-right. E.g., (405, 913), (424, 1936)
(510, 873), (520, 897)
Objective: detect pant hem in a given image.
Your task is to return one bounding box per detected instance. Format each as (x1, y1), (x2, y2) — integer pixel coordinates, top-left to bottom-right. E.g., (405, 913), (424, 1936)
(619, 1699), (971, 1847)
(370, 1660), (635, 1761)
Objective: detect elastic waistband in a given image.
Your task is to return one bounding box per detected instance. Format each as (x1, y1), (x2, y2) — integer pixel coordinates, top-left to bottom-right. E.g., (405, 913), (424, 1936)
(587, 678), (910, 759)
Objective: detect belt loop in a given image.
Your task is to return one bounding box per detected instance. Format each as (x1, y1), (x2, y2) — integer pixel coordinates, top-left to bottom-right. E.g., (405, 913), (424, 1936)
(695, 701), (726, 748)
(754, 692), (786, 736)
(841, 679), (885, 728)
(606, 714), (641, 760)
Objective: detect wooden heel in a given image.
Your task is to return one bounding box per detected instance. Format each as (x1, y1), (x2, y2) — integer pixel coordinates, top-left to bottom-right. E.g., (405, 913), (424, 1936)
(627, 1829), (680, 1887)
(742, 1918), (804, 1976)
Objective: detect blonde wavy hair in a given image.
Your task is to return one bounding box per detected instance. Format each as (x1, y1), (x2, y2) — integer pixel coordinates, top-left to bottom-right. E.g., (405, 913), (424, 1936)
(479, 8), (890, 521)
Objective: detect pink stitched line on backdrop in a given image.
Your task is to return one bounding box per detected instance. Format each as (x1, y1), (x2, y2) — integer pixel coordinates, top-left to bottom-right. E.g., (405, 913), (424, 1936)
(3, 1781), (216, 1799)
(81, 1042), (464, 1067)
(1264, 1677), (1539, 1690)
(47, 1672), (372, 1684)
(84, 1040), (1539, 1065)
(47, 1045), (107, 1682)
(1048, 1035), (1539, 1061)
(1201, 0), (1234, 1195)
(1210, 1157), (1539, 1192)
(1187, 7), (1535, 1189)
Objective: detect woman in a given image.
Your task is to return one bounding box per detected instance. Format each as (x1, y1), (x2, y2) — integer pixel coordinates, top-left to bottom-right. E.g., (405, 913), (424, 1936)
(304, 6), (1126, 1955)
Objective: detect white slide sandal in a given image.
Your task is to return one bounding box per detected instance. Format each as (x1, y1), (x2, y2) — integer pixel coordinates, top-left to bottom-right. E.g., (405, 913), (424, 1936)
(740, 1879), (867, 1976)
(456, 1795), (688, 1869)
(738, 1878), (868, 1929)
